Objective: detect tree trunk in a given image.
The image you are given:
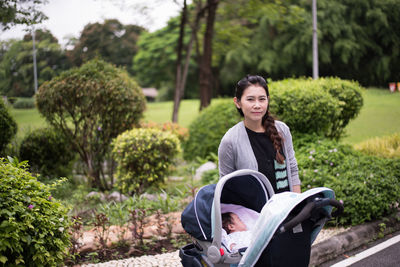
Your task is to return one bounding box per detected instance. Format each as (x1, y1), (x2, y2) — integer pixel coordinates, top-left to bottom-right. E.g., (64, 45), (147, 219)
(172, 0), (187, 123)
(199, 0), (219, 110)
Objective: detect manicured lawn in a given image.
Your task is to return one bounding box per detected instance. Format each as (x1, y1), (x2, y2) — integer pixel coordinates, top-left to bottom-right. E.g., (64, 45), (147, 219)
(8, 89), (400, 144)
(341, 88), (400, 144)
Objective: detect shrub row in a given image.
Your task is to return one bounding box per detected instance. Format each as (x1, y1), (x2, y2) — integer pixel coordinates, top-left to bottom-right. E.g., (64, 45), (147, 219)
(183, 77), (363, 160)
(13, 98), (35, 109)
(295, 136), (400, 225)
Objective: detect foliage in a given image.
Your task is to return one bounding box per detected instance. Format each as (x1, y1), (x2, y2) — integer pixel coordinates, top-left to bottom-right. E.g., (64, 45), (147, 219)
(0, 0), (47, 30)
(0, 158), (70, 266)
(201, 168), (219, 185)
(269, 77), (363, 138)
(355, 133), (400, 159)
(68, 19), (146, 75)
(19, 127), (76, 180)
(219, 0), (400, 88)
(0, 30), (71, 97)
(36, 59), (146, 190)
(296, 136), (400, 225)
(0, 99), (17, 154)
(140, 121), (189, 143)
(183, 99), (241, 160)
(12, 98), (35, 109)
(112, 128), (181, 195)
(133, 16), (198, 99)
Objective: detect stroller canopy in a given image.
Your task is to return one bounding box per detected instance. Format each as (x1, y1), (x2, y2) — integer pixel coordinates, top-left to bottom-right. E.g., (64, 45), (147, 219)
(181, 171), (273, 242)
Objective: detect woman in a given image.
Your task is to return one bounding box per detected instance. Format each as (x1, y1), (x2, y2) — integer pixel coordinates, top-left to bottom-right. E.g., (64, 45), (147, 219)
(218, 75), (301, 193)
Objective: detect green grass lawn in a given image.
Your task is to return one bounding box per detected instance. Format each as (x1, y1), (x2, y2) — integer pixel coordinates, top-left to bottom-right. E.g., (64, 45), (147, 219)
(341, 88), (400, 144)
(8, 89), (400, 144)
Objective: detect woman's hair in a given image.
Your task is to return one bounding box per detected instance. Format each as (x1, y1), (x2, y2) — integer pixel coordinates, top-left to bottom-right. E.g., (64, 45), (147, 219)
(235, 74), (285, 164)
(222, 212), (233, 234)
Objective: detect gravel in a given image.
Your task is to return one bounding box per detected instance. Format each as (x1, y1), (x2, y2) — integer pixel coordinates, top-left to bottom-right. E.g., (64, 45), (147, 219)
(80, 227), (348, 267)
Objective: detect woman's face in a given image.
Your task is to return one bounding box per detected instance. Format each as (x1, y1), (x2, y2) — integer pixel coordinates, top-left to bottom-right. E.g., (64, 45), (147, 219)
(234, 85), (269, 124)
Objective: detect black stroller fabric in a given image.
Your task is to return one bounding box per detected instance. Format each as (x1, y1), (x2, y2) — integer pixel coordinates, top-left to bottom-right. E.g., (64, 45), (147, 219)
(181, 184), (216, 241)
(181, 175), (269, 242)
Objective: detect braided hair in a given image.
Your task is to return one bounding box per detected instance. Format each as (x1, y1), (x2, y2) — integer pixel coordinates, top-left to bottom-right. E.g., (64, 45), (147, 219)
(235, 75), (285, 164)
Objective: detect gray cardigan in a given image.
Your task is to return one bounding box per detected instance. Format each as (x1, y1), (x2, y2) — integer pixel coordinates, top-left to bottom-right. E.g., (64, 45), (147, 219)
(218, 121), (301, 191)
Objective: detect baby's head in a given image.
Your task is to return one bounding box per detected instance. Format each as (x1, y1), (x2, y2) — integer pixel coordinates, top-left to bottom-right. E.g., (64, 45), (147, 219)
(222, 212), (247, 234)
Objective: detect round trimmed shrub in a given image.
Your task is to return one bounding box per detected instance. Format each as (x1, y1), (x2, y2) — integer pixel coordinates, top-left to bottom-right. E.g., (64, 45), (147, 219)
(19, 128), (76, 180)
(269, 77), (363, 138)
(183, 99), (241, 161)
(296, 136), (400, 225)
(112, 128), (181, 195)
(36, 59), (146, 190)
(0, 100), (17, 154)
(269, 79), (341, 135)
(0, 158), (70, 266)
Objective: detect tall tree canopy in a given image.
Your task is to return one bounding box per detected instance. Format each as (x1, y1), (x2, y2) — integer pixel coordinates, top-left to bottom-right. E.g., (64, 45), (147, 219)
(68, 19), (146, 74)
(0, 29), (70, 97)
(0, 0), (47, 30)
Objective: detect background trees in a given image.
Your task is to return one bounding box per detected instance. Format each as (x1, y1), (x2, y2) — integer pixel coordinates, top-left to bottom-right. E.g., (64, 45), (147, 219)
(0, 29), (70, 97)
(68, 19), (146, 75)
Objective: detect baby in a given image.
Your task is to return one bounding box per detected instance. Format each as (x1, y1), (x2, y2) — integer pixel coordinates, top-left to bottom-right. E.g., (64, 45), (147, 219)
(222, 212), (252, 251)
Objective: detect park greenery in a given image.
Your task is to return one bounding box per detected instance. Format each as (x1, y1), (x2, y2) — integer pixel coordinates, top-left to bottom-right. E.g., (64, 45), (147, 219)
(0, 0), (400, 265)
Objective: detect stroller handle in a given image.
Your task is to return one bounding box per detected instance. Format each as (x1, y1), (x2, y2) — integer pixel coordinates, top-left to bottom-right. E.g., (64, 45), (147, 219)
(280, 198), (344, 233)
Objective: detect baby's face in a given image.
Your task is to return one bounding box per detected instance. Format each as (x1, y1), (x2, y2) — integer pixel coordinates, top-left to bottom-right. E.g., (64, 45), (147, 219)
(231, 213), (247, 232)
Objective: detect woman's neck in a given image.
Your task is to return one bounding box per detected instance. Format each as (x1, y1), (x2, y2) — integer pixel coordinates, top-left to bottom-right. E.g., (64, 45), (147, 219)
(244, 119), (264, 133)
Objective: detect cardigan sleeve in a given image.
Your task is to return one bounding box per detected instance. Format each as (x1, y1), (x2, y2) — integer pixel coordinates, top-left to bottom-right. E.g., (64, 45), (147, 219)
(218, 136), (236, 178)
(283, 125), (301, 186)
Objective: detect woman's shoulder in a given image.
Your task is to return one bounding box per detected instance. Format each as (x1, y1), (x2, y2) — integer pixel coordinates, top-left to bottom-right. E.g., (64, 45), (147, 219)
(221, 121), (244, 141)
(274, 120), (290, 132)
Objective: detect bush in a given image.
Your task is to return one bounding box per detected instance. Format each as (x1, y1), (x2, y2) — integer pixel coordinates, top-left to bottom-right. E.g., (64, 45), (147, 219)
(296, 136), (400, 225)
(140, 121), (189, 143)
(112, 128), (181, 195)
(0, 100), (17, 154)
(269, 77), (363, 138)
(12, 98), (35, 109)
(19, 128), (76, 180)
(183, 99), (241, 161)
(36, 59), (146, 191)
(0, 158), (70, 266)
(355, 133), (400, 159)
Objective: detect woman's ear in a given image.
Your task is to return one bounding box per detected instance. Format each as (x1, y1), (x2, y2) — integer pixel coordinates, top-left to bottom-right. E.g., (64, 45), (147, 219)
(233, 97), (241, 109)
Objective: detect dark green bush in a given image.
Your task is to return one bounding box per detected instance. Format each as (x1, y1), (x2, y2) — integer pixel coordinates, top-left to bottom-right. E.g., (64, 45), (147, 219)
(12, 98), (35, 109)
(296, 136), (400, 225)
(0, 158), (70, 266)
(19, 128), (76, 180)
(0, 100), (17, 154)
(269, 77), (363, 138)
(183, 99), (241, 161)
(112, 128), (181, 195)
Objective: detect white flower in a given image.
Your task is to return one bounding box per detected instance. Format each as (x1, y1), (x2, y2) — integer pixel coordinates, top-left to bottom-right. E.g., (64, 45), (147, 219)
(333, 148), (337, 152)
(336, 173), (340, 177)
(314, 169), (318, 173)
(58, 227), (64, 232)
(59, 218), (64, 222)
(309, 156), (313, 160)
(329, 149), (333, 153)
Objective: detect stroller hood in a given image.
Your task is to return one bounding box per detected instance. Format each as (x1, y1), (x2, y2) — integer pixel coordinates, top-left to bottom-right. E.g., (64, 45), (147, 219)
(181, 170), (274, 242)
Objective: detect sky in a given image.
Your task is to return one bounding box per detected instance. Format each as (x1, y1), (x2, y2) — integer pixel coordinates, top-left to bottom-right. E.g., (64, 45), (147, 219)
(0, 0), (183, 47)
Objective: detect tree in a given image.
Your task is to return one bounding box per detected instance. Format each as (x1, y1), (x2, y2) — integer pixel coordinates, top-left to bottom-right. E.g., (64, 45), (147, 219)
(36, 59), (146, 191)
(68, 19), (146, 74)
(198, 0), (219, 110)
(133, 16), (199, 100)
(0, 99), (17, 155)
(0, 29), (70, 97)
(172, 0), (206, 122)
(0, 0), (47, 30)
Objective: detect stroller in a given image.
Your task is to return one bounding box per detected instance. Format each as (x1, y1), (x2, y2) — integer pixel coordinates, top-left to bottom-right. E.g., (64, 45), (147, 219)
(180, 169), (343, 267)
